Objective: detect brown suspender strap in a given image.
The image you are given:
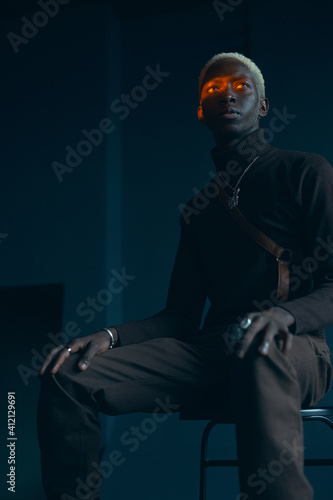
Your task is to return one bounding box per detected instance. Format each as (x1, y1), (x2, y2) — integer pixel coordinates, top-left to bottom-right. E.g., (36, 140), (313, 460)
(216, 178), (293, 301)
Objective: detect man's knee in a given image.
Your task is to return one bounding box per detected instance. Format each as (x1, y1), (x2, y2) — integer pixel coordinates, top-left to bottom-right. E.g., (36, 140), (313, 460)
(229, 336), (294, 390)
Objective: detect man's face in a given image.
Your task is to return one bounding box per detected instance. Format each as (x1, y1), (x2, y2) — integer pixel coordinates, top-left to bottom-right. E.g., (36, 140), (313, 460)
(198, 60), (268, 142)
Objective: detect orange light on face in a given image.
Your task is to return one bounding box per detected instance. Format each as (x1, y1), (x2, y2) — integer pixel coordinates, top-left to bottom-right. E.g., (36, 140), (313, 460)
(202, 77), (251, 95)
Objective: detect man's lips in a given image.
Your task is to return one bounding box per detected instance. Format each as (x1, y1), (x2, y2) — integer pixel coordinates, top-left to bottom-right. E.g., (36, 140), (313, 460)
(218, 108), (240, 118)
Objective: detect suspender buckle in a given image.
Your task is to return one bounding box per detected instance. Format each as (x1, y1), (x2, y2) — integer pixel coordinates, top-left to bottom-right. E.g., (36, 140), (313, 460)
(276, 249), (292, 264)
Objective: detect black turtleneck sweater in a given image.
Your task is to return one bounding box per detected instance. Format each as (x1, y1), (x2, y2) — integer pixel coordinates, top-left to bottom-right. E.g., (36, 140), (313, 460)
(114, 129), (333, 345)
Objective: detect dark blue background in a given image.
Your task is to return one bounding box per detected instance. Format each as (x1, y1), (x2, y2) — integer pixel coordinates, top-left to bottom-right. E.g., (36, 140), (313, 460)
(1, 0), (333, 498)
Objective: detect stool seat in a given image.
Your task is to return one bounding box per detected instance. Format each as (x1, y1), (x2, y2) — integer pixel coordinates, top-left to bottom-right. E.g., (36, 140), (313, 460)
(180, 406), (333, 423)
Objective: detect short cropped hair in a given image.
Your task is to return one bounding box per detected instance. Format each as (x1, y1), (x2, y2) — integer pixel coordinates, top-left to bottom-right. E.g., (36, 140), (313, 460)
(198, 52), (265, 99)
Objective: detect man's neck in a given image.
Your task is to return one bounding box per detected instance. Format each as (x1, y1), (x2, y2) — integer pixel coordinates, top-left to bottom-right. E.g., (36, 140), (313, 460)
(210, 128), (270, 173)
(213, 125), (259, 151)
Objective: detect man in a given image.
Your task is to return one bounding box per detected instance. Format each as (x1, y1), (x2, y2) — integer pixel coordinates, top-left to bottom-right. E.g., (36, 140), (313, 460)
(38, 52), (333, 500)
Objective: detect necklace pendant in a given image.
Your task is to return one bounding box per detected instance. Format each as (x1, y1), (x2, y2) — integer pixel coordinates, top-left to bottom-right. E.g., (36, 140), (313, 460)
(228, 188), (240, 209)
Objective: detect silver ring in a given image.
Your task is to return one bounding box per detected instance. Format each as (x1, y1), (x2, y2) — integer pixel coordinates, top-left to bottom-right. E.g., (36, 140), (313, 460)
(239, 317), (252, 330)
(59, 344), (64, 349)
(66, 347), (72, 355)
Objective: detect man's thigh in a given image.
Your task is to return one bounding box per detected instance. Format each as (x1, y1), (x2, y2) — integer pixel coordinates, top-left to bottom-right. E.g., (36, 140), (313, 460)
(287, 333), (332, 407)
(53, 336), (230, 416)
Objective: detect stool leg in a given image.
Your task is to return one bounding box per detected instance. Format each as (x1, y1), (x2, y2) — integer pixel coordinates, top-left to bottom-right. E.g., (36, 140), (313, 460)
(199, 459), (206, 500)
(200, 421), (217, 500)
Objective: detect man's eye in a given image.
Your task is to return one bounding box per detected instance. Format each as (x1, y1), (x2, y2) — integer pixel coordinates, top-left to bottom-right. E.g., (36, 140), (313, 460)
(207, 86), (220, 93)
(234, 82), (250, 90)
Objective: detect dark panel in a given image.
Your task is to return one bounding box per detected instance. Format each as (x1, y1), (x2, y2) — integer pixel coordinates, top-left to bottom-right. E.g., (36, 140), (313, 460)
(0, 284), (63, 500)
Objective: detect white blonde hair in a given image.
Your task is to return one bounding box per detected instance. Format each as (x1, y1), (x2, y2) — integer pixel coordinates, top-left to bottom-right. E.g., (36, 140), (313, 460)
(198, 52), (265, 99)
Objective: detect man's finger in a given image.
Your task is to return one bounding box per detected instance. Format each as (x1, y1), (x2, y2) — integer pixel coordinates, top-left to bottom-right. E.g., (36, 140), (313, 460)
(258, 334), (274, 355)
(258, 323), (280, 355)
(50, 347), (72, 374)
(41, 341), (83, 375)
(258, 326), (291, 356)
(281, 331), (293, 354)
(39, 346), (64, 375)
(237, 332), (256, 358)
(77, 342), (101, 371)
(237, 317), (266, 358)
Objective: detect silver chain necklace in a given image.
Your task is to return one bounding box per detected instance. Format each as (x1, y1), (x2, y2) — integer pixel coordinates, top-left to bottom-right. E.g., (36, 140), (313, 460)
(219, 155), (260, 209)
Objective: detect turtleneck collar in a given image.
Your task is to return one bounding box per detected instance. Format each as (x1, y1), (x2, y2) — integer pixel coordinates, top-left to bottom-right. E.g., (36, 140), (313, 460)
(210, 128), (270, 172)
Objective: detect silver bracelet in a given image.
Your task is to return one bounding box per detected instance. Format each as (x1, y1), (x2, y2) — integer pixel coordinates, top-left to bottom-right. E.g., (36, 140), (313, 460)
(100, 327), (116, 349)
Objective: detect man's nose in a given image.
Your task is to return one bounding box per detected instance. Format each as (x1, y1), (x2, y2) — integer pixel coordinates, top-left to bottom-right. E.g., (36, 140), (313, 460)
(217, 84), (236, 103)
(219, 92), (236, 104)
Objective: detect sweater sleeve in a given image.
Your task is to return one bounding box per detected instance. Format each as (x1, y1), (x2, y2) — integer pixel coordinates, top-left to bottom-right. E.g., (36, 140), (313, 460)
(113, 213), (208, 346)
(279, 154), (333, 334)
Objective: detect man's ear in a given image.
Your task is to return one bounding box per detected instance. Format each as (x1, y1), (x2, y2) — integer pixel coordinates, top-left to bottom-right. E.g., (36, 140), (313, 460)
(197, 104), (205, 124)
(259, 97), (269, 118)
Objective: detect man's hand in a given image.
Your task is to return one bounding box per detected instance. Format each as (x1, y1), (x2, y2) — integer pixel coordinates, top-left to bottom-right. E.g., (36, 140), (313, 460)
(39, 330), (116, 376)
(236, 307), (295, 358)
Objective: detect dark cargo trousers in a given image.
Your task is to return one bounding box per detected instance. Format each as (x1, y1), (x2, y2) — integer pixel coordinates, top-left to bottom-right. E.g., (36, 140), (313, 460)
(37, 329), (332, 500)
